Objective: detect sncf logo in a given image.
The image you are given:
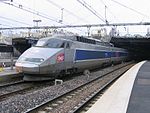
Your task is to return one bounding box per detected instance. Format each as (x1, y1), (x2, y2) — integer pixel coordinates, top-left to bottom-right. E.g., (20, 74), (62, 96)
(56, 53), (64, 63)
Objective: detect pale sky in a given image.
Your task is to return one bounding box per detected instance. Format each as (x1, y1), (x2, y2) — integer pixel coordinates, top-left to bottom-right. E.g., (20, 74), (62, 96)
(0, 0), (150, 35)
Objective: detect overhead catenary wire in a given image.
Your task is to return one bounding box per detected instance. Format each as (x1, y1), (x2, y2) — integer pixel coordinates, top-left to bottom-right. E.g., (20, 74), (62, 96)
(46, 0), (89, 23)
(2, 2), (105, 31)
(0, 23), (12, 27)
(45, 0), (85, 32)
(12, 1), (62, 24)
(76, 0), (106, 23)
(0, 0), (149, 35)
(3, 1), (87, 27)
(1, 1), (62, 24)
(0, 15), (31, 26)
(110, 0), (150, 19)
(1, 1), (85, 33)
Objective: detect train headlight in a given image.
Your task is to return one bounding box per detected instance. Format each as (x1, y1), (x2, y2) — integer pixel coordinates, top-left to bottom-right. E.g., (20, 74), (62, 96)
(16, 66), (23, 73)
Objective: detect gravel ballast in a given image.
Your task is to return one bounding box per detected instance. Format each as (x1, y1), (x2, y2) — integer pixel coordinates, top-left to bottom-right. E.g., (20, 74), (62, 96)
(0, 63), (131, 113)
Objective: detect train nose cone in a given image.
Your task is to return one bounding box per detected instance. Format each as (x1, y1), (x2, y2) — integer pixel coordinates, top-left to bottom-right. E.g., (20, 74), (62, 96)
(23, 64), (39, 74)
(16, 63), (40, 74)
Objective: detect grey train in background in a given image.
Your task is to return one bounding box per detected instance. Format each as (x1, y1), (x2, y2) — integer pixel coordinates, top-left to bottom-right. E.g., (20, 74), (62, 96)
(15, 34), (129, 81)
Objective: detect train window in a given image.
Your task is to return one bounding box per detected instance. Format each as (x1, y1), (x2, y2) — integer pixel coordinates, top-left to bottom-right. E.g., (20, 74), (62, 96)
(76, 36), (98, 45)
(88, 39), (91, 43)
(36, 40), (46, 46)
(65, 42), (70, 48)
(89, 39), (91, 44)
(60, 42), (65, 48)
(44, 39), (65, 48)
(76, 36), (81, 42)
(83, 38), (86, 42)
(66, 43), (70, 48)
(79, 37), (82, 42)
(76, 36), (79, 41)
(85, 38), (87, 43)
(46, 41), (64, 48)
(86, 39), (89, 43)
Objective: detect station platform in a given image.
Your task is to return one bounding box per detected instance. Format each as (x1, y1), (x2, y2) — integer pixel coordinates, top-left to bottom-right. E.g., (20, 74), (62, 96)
(0, 67), (21, 82)
(86, 60), (150, 113)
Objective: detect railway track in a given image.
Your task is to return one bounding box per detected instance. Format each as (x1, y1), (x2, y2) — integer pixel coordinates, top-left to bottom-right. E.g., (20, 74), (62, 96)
(0, 80), (25, 88)
(0, 81), (34, 101)
(25, 63), (134, 113)
(0, 79), (58, 102)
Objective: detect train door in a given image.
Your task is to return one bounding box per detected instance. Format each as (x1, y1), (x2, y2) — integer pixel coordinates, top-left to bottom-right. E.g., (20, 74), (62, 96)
(64, 42), (74, 72)
(104, 46), (112, 64)
(110, 47), (114, 64)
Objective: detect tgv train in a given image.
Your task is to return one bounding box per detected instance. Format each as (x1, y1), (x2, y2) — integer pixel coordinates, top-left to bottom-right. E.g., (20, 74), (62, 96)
(15, 34), (128, 81)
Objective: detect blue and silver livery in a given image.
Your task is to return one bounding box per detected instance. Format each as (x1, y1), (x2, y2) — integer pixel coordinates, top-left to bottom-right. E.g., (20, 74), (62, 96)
(15, 34), (129, 81)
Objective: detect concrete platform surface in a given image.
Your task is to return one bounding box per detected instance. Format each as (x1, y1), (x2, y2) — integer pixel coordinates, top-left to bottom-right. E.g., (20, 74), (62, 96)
(127, 61), (150, 113)
(86, 61), (146, 113)
(0, 67), (21, 82)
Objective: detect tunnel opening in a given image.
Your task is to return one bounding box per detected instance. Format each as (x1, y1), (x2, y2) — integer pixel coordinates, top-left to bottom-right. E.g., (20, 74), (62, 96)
(110, 37), (150, 61)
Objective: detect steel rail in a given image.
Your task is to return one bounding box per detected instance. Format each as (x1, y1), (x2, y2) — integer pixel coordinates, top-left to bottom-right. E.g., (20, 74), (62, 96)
(0, 80), (25, 88)
(0, 86), (34, 101)
(71, 64), (131, 113)
(25, 62), (134, 113)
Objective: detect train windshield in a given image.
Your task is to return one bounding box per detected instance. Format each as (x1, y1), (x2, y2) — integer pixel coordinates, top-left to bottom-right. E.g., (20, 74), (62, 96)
(45, 40), (65, 48)
(36, 38), (65, 48)
(36, 40), (46, 46)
